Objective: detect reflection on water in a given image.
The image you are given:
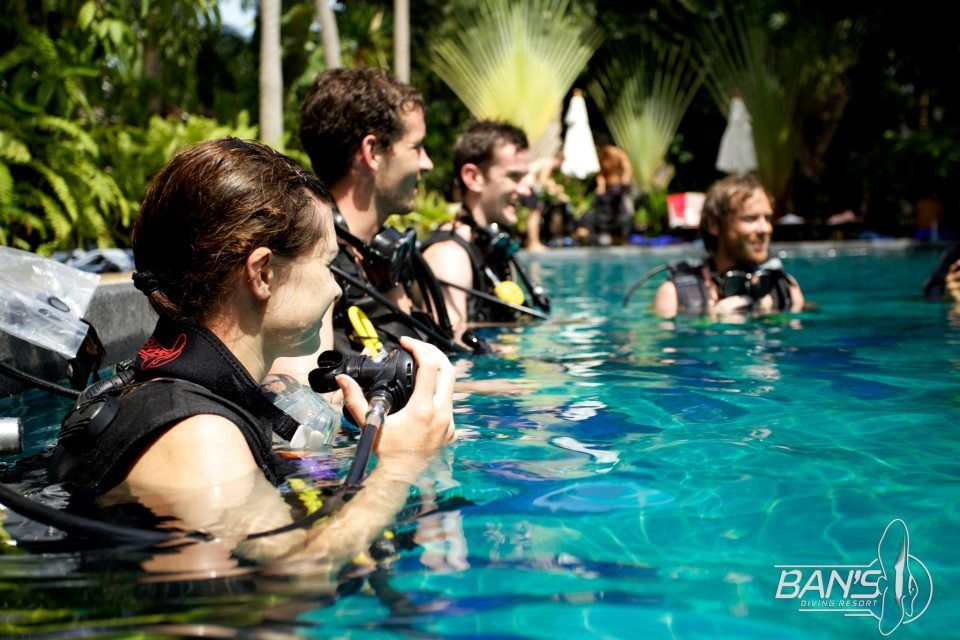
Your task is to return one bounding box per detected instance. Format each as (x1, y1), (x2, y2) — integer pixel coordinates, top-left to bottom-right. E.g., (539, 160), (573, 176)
(2, 248), (960, 638)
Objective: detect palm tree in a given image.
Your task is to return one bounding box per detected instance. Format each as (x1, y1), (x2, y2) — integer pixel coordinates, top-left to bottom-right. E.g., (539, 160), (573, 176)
(314, 0), (342, 69)
(259, 0), (284, 149)
(590, 46), (702, 194)
(394, 0), (410, 82)
(699, 6), (802, 207)
(429, 0), (600, 151)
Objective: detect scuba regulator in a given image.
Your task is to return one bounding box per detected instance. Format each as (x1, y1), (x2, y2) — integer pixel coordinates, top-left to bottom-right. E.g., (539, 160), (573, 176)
(308, 349), (417, 413)
(473, 222), (551, 313)
(474, 223), (520, 267)
(717, 268), (778, 301)
(308, 348), (417, 486)
(363, 227), (418, 292)
(334, 210), (418, 292)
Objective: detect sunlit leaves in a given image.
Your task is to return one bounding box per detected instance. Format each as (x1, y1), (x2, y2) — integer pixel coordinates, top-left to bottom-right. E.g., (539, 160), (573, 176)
(429, 0), (601, 146)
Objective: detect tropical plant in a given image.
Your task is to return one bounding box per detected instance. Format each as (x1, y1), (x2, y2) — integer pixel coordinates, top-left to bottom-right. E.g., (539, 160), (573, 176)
(0, 98), (128, 253)
(0, 7), (131, 253)
(0, 0), (258, 253)
(386, 189), (456, 240)
(429, 0), (601, 149)
(698, 5), (804, 206)
(340, 3), (393, 72)
(589, 46), (702, 193)
(74, 0), (222, 122)
(97, 111), (259, 225)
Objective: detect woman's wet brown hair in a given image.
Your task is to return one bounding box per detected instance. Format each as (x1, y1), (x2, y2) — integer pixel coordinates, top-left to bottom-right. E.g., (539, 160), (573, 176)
(132, 137), (334, 321)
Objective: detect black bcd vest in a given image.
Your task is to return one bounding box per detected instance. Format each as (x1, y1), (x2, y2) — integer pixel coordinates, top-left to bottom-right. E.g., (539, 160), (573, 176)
(667, 257), (794, 315)
(330, 222), (458, 354)
(422, 224), (521, 324)
(49, 317), (299, 495)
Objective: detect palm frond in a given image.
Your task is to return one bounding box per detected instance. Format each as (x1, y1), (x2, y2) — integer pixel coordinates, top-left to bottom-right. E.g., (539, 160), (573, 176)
(591, 46), (702, 191)
(30, 189), (72, 245)
(430, 0), (601, 144)
(34, 162), (80, 222)
(0, 162), (13, 206)
(0, 131), (32, 164)
(698, 3), (809, 200)
(0, 46), (32, 75)
(35, 116), (99, 156)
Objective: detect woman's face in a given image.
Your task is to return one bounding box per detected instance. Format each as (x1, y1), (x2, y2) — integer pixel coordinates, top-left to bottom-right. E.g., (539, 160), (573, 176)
(265, 204), (341, 357)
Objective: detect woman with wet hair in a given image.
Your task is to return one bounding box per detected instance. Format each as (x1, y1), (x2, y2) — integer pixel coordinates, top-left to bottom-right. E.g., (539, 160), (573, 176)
(51, 138), (455, 568)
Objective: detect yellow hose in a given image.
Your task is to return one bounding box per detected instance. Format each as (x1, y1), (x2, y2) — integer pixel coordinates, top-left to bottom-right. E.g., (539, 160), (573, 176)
(347, 306), (383, 354)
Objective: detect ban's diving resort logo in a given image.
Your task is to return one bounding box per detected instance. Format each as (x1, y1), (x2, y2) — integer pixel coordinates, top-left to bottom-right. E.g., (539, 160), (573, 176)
(774, 519), (933, 636)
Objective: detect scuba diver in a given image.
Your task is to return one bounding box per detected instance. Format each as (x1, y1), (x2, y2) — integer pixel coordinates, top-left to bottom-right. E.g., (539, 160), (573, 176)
(422, 121), (551, 345)
(296, 67), (473, 359)
(27, 139), (455, 569)
(628, 174), (804, 318)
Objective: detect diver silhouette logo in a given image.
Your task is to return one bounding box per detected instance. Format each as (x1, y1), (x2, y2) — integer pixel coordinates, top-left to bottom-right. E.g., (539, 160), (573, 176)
(138, 334), (187, 369)
(774, 519), (932, 636)
(873, 519), (932, 635)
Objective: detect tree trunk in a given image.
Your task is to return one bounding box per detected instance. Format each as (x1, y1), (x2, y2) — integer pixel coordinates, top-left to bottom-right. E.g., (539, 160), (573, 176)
(315, 0), (341, 70)
(259, 0), (284, 149)
(394, 0), (410, 82)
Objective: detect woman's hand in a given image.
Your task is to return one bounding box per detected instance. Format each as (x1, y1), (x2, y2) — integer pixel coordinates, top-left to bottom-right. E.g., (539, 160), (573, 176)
(336, 336), (456, 457)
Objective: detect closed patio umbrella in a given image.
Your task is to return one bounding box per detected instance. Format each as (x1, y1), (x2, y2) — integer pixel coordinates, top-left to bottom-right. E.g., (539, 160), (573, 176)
(716, 95), (758, 176)
(561, 89), (600, 179)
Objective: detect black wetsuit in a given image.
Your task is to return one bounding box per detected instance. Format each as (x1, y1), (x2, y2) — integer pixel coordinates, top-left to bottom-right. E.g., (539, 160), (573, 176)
(50, 316), (299, 495)
(330, 219), (459, 354)
(667, 257), (795, 315)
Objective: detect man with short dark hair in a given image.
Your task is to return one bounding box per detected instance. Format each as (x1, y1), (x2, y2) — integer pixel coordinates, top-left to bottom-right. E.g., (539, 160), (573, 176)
(295, 67), (464, 355)
(423, 121), (550, 342)
(652, 174), (804, 318)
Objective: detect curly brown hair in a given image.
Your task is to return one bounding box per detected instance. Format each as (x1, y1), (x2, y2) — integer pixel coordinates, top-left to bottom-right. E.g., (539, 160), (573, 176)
(699, 174), (773, 254)
(132, 138), (333, 321)
(299, 67), (425, 187)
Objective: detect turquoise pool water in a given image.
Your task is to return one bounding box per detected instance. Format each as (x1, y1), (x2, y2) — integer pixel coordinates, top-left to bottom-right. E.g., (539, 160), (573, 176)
(1, 244), (958, 638)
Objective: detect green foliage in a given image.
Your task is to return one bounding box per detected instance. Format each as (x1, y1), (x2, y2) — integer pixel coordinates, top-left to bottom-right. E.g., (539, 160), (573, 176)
(385, 189), (457, 240)
(867, 126), (960, 217)
(96, 112), (259, 230)
(699, 5), (801, 203)
(0, 97), (257, 253)
(339, 3), (393, 72)
(0, 0), (259, 252)
(698, 3), (859, 208)
(0, 96), (126, 253)
(429, 0), (601, 146)
(554, 172), (591, 216)
(590, 46), (702, 192)
(633, 189), (668, 235)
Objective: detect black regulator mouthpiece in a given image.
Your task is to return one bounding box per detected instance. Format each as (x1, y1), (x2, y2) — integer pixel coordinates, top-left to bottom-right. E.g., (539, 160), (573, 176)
(308, 349), (417, 412)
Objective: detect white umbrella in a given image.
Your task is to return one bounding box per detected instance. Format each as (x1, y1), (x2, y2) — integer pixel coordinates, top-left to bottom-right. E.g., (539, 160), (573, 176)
(716, 96), (758, 175)
(560, 90), (600, 179)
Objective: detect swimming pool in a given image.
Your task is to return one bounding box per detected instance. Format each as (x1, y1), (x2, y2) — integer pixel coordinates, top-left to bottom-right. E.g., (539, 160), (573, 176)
(1, 244), (957, 638)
